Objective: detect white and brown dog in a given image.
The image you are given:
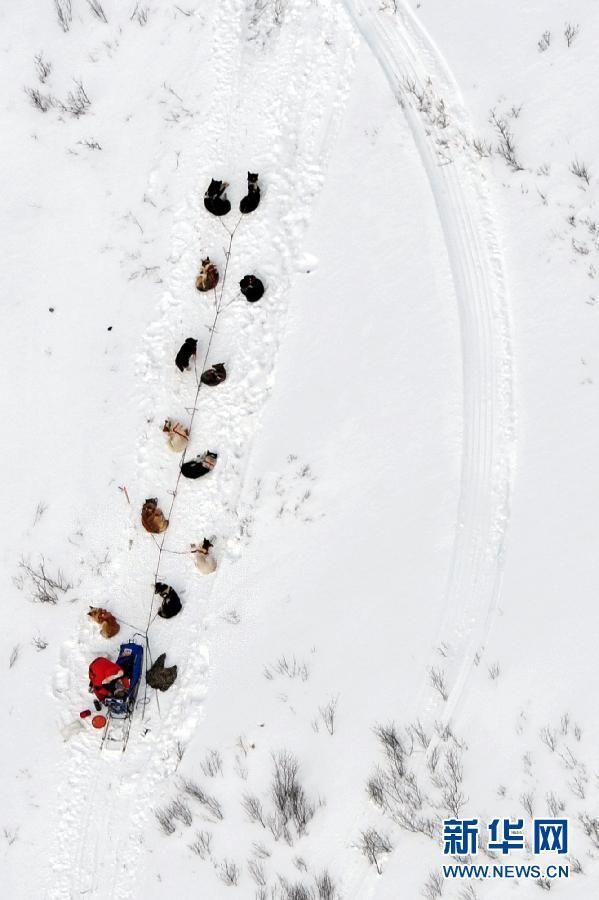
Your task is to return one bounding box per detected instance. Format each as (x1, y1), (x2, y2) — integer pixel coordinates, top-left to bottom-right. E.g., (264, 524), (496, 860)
(162, 418), (189, 453)
(195, 257), (219, 292)
(191, 538), (217, 575)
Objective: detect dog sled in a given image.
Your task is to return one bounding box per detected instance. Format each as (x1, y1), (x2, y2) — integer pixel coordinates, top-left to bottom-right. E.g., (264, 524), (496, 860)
(89, 639), (144, 752)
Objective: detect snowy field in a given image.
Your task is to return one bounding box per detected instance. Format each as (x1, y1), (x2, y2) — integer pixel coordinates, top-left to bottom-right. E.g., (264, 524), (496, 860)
(1, 1), (599, 898)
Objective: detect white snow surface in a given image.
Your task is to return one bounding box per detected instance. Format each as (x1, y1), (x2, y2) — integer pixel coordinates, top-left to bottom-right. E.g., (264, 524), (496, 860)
(1, 1), (599, 898)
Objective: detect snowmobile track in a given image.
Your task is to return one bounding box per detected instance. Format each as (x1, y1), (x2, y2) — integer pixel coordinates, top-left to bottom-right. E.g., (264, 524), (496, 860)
(341, 0), (515, 737)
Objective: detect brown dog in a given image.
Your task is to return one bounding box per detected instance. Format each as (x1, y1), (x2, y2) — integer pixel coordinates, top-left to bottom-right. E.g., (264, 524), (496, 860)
(195, 257), (219, 292)
(141, 498), (169, 534)
(88, 607), (120, 639)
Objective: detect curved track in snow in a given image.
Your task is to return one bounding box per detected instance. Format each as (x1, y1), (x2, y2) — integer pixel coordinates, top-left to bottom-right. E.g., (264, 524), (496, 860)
(46, 2), (356, 897)
(340, 0), (515, 737)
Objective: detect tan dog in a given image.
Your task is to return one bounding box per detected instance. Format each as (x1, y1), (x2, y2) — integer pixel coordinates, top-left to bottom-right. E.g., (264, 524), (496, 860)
(195, 257), (219, 292)
(162, 418), (189, 453)
(142, 498), (169, 534)
(88, 607), (120, 639)
(191, 539), (217, 575)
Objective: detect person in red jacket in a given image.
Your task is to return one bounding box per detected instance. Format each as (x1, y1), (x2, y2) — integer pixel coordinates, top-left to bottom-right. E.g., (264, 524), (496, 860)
(89, 657), (130, 703)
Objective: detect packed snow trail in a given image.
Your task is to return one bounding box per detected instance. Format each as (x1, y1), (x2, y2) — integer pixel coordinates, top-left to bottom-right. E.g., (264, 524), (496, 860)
(341, 0), (515, 738)
(46, 1), (356, 897)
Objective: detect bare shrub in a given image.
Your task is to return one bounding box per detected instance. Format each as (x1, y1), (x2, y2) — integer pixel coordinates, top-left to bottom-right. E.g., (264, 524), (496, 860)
(367, 721), (465, 838)
(34, 54), (52, 84)
(180, 778), (223, 821)
(536, 877), (551, 890)
(189, 829), (212, 859)
(429, 667), (448, 701)
(564, 23), (580, 47)
(54, 0), (72, 32)
(264, 656), (309, 681)
(278, 879), (315, 900)
(359, 827), (392, 874)
(201, 749), (223, 778)
(32, 636), (48, 651)
(423, 870), (444, 899)
(155, 805), (175, 835)
(545, 792), (565, 817)
(248, 859), (266, 886)
(579, 813), (599, 848)
(472, 138), (493, 159)
(3, 827), (18, 846)
(243, 794), (267, 828)
(408, 720), (430, 750)
(488, 663), (500, 680)
(15, 556), (71, 603)
(490, 110), (523, 172)
(169, 797), (192, 827)
(315, 870), (338, 899)
(271, 751), (315, 838)
(8, 645), (19, 669)
(567, 855), (583, 875)
(538, 31), (551, 52)
(58, 80), (91, 118)
(131, 3), (149, 25)
(570, 159), (591, 185)
(25, 88), (55, 113)
(218, 859), (240, 886)
(520, 791), (535, 818)
(319, 696), (338, 735)
(86, 0), (108, 21)
(252, 841), (271, 859)
(540, 726), (557, 752)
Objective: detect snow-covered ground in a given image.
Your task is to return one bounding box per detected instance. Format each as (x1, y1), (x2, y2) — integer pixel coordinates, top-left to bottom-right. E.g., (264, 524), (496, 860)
(1, 1), (599, 898)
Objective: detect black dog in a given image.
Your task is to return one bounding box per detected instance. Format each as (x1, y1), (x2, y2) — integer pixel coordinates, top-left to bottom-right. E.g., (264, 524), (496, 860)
(175, 338), (197, 372)
(200, 363), (227, 386)
(204, 179), (231, 217)
(240, 172), (260, 214)
(240, 275), (265, 303)
(155, 582), (182, 619)
(181, 450), (218, 480)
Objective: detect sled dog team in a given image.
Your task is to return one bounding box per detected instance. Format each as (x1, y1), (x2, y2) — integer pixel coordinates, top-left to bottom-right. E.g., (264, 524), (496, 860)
(88, 174), (262, 686)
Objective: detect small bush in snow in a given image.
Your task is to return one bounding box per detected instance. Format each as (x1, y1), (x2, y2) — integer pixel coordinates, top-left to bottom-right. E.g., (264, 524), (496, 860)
(8, 645), (19, 669)
(60, 80), (91, 118)
(315, 870), (339, 900)
(243, 794), (267, 828)
(429, 667), (449, 701)
(218, 858), (240, 886)
(25, 87), (55, 113)
(15, 556), (71, 603)
(131, 4), (149, 26)
(537, 31), (551, 52)
(318, 696), (338, 735)
(200, 749), (223, 778)
(271, 751), (315, 838)
(54, 0), (72, 32)
(248, 859), (266, 887)
(180, 778), (224, 821)
(34, 54), (52, 84)
(86, 0), (108, 22)
(490, 110), (523, 172)
(570, 159), (591, 185)
(358, 827), (392, 874)
(155, 806), (176, 835)
(422, 870), (444, 899)
(169, 797), (192, 827)
(564, 23), (580, 47)
(579, 813), (599, 848)
(189, 829), (212, 859)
